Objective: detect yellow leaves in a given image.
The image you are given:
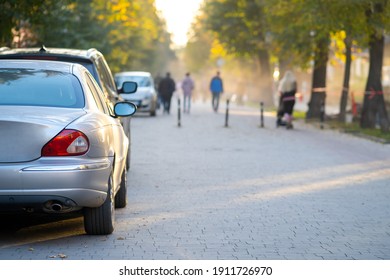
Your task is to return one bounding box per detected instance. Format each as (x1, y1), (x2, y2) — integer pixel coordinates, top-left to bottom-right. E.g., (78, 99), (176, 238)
(111, 1), (131, 13)
(88, 0), (171, 73)
(143, 19), (159, 39)
(332, 31), (346, 50)
(95, 0), (140, 27)
(329, 31), (362, 65)
(210, 39), (228, 60)
(330, 31), (348, 65)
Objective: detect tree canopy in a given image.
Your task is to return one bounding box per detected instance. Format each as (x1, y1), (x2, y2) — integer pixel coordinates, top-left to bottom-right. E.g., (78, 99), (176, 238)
(0, 0), (173, 74)
(1, 0), (390, 130)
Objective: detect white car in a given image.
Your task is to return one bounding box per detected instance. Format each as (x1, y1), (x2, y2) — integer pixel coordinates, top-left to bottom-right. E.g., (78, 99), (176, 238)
(115, 71), (158, 116)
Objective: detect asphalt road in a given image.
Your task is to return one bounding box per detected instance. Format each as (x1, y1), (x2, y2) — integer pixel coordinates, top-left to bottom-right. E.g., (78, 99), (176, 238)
(0, 100), (389, 260)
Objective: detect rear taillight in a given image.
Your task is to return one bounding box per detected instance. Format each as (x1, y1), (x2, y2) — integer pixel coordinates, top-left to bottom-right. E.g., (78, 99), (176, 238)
(42, 129), (89, 156)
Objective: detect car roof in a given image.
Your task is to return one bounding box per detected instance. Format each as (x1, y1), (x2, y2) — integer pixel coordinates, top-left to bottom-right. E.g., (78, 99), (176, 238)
(0, 46), (102, 64)
(0, 59), (83, 73)
(115, 71), (151, 77)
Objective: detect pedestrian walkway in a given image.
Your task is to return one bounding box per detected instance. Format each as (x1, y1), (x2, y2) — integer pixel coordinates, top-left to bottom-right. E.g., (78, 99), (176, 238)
(123, 100), (390, 260)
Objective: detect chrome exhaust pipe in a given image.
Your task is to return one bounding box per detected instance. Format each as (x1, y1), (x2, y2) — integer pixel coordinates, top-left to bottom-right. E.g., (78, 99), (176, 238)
(51, 203), (63, 211)
(43, 200), (77, 213)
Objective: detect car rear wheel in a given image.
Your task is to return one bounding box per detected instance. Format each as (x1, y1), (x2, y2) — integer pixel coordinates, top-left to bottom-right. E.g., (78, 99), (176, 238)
(126, 148), (130, 170)
(115, 167), (127, 208)
(84, 172), (115, 235)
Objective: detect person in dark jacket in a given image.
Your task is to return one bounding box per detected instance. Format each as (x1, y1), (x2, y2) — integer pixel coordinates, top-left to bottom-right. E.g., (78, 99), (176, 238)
(158, 72), (176, 114)
(154, 73), (163, 109)
(277, 70), (297, 129)
(209, 71), (224, 112)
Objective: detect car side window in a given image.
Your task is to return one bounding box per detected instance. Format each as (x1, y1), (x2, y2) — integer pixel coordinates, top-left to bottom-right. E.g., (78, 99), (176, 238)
(95, 57), (117, 97)
(84, 72), (109, 114)
(101, 58), (117, 91)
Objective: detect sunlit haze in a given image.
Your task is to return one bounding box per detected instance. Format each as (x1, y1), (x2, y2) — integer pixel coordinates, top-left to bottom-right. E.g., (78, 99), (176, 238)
(155, 0), (203, 47)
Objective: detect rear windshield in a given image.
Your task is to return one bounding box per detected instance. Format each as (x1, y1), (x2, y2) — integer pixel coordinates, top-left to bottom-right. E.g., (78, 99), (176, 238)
(0, 68), (84, 108)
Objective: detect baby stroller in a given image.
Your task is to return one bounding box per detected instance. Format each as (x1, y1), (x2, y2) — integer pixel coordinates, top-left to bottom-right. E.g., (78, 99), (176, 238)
(276, 94), (287, 127)
(276, 91), (295, 129)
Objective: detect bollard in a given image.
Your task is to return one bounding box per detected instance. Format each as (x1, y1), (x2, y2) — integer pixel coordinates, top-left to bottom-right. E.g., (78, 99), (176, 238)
(260, 102), (264, 128)
(320, 100), (325, 129)
(225, 99), (230, 127)
(178, 98), (181, 127)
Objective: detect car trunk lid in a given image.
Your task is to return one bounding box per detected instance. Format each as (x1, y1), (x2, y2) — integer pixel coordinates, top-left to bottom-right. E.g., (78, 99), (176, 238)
(0, 106), (86, 163)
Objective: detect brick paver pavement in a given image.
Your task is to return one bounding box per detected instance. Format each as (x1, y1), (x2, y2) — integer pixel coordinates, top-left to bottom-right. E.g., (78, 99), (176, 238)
(0, 100), (389, 260)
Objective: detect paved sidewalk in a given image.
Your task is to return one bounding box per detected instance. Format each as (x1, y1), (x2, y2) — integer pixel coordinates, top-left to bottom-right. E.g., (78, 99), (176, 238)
(0, 100), (389, 260)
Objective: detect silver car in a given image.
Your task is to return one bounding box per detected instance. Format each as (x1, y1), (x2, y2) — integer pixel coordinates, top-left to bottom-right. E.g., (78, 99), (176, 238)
(115, 71), (158, 116)
(0, 60), (137, 235)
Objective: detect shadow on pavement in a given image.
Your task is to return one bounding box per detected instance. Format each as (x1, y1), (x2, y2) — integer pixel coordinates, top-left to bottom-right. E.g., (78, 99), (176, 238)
(0, 211), (84, 248)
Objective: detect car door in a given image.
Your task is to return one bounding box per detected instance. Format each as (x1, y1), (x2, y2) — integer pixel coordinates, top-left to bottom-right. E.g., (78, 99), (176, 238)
(94, 56), (131, 153)
(84, 72), (128, 190)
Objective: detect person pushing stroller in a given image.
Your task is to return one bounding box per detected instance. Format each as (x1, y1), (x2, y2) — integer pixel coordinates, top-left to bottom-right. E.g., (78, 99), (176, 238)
(276, 70), (297, 129)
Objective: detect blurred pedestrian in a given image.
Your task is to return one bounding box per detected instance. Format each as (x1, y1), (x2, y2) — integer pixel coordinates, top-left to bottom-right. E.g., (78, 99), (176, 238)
(209, 71), (224, 112)
(158, 72), (176, 114)
(181, 72), (195, 113)
(154, 73), (163, 109)
(277, 70), (297, 129)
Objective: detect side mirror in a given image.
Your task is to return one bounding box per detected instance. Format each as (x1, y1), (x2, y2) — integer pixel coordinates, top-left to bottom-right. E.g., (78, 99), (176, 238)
(119, 81), (137, 94)
(114, 102), (137, 117)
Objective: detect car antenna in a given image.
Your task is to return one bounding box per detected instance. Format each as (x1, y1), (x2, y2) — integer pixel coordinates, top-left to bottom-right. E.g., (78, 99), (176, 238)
(39, 45), (47, 52)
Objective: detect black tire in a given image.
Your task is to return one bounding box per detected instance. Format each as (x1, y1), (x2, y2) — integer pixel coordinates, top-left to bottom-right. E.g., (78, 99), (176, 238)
(150, 103), (157, 116)
(84, 173), (115, 235)
(126, 148), (130, 170)
(115, 167), (127, 208)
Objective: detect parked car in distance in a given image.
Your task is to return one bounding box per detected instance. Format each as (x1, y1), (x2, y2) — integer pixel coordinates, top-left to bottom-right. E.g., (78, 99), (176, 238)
(0, 46), (134, 169)
(115, 71), (158, 116)
(0, 60), (137, 235)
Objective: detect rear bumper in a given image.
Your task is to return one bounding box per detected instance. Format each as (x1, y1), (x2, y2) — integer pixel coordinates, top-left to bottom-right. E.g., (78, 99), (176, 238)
(0, 157), (112, 211)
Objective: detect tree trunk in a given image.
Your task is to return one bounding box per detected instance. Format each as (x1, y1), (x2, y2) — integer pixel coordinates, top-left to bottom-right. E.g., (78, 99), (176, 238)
(257, 49), (273, 106)
(360, 33), (390, 132)
(339, 36), (352, 122)
(0, 8), (16, 46)
(258, 49), (271, 78)
(306, 37), (329, 119)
